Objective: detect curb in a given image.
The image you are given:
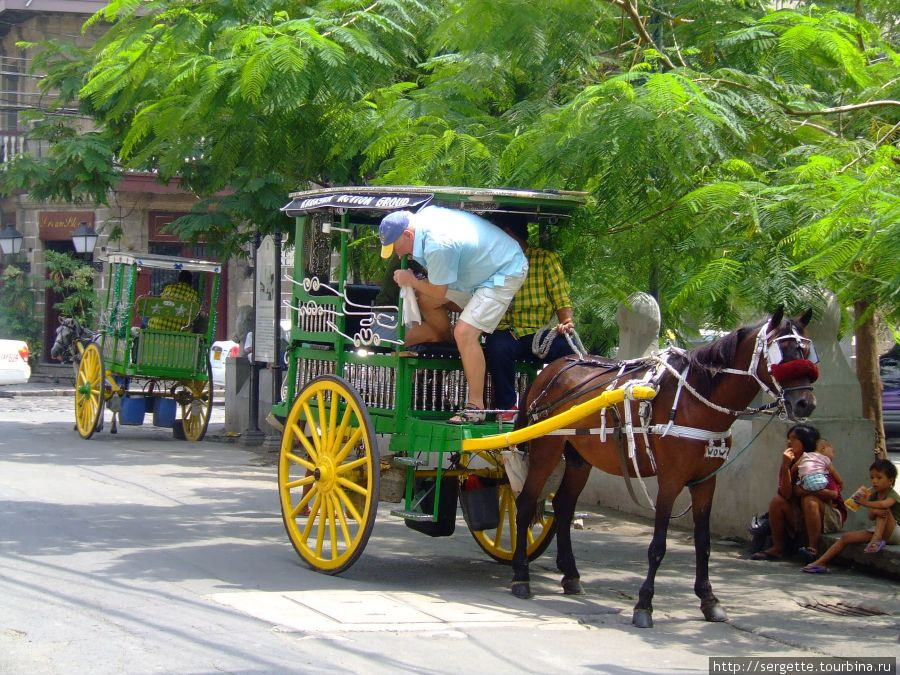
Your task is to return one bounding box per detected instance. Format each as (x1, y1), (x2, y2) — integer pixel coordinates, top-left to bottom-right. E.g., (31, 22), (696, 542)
(820, 533), (900, 579)
(0, 389), (74, 397)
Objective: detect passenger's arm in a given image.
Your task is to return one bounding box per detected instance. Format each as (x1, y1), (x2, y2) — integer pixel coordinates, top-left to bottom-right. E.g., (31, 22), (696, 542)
(394, 269), (448, 301)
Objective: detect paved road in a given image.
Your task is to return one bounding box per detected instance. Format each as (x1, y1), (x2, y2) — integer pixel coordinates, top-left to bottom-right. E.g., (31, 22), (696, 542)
(0, 395), (897, 674)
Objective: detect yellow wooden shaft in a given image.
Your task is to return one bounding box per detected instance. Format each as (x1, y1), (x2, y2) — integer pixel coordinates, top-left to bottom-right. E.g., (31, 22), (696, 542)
(460, 384), (656, 452)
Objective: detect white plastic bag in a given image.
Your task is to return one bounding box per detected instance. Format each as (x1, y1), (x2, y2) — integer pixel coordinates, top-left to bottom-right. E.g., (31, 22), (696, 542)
(401, 286), (421, 326)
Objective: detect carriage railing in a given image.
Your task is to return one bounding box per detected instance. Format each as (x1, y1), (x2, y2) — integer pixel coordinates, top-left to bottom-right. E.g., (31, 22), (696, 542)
(293, 351), (531, 417)
(135, 330), (205, 375)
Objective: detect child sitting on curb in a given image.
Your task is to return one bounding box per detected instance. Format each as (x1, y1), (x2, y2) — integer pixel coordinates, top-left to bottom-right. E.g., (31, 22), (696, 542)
(802, 459), (900, 573)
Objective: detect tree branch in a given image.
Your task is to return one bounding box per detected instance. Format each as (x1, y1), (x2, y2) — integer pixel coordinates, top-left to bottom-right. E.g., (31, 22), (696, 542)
(785, 100), (900, 116)
(608, 0), (677, 70)
(839, 120), (900, 174)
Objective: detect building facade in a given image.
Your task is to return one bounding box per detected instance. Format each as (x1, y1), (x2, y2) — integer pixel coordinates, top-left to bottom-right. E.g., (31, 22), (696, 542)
(0, 1), (253, 360)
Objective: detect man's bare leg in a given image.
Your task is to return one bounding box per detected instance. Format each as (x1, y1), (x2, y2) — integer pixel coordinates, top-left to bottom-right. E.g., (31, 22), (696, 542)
(454, 319), (485, 409)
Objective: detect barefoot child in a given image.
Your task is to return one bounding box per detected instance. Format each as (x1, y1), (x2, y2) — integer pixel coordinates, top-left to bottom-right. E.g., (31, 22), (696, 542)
(801, 459), (900, 573)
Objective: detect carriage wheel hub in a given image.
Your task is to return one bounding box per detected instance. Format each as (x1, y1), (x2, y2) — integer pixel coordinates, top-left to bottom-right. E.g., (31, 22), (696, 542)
(313, 458), (336, 490)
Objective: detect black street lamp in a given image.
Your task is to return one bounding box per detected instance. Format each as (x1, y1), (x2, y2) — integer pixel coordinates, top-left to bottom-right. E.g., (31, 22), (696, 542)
(0, 223), (24, 256)
(72, 221), (99, 255)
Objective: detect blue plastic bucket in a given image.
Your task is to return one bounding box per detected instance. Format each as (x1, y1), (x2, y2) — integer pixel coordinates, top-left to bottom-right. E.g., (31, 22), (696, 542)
(152, 398), (177, 428)
(120, 396), (146, 425)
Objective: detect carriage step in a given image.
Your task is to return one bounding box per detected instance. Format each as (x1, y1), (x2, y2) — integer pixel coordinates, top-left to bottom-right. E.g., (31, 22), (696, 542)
(392, 456), (427, 468)
(390, 509), (435, 522)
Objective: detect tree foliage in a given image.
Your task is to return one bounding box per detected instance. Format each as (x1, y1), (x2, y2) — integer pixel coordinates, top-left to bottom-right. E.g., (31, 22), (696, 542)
(0, 264), (42, 357)
(2, 0), (898, 346)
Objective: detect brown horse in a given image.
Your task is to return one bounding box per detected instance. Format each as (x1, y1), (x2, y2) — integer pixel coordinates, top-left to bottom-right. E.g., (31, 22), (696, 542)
(510, 308), (819, 628)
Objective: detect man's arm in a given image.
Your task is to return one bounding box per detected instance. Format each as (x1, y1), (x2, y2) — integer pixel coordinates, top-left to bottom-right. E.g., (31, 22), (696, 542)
(555, 307), (574, 333)
(546, 251), (574, 333)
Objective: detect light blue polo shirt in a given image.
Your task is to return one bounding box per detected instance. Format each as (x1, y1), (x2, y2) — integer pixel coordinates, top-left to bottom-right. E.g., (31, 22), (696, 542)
(410, 206), (526, 293)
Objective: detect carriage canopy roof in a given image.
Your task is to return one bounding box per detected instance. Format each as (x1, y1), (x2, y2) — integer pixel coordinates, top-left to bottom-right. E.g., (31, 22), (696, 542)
(102, 252), (221, 274)
(282, 186), (587, 222)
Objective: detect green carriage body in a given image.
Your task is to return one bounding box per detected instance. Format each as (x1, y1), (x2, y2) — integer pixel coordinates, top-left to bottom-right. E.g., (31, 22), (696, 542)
(73, 252), (222, 442)
(98, 252), (222, 381)
(274, 186), (591, 573)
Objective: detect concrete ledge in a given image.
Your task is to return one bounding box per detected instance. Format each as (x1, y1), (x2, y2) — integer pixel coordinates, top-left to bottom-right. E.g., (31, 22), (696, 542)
(821, 533), (900, 579)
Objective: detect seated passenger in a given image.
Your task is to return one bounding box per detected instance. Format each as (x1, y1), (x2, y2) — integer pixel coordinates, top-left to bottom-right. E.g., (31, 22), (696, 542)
(484, 213), (577, 422)
(147, 270), (200, 331)
(372, 256), (439, 346)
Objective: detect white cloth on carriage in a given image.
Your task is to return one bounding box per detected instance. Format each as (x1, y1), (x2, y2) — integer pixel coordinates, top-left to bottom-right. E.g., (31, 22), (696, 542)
(401, 286), (421, 326)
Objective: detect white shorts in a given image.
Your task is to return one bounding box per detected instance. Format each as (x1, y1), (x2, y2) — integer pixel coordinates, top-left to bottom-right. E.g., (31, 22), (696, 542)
(446, 267), (527, 334)
(867, 520), (900, 544)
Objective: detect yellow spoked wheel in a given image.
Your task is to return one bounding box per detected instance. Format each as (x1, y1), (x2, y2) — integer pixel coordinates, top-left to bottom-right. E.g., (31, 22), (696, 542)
(74, 343), (107, 439)
(175, 361), (213, 442)
(463, 453), (556, 564)
(279, 375), (379, 574)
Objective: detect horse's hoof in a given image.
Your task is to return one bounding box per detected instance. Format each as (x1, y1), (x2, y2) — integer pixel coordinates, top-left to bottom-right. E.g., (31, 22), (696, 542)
(511, 581), (533, 599)
(561, 577), (584, 595)
(632, 609), (653, 628)
(701, 602), (728, 623)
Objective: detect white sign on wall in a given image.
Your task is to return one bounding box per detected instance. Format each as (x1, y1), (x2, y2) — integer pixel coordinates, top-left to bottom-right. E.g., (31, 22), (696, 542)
(254, 235), (277, 363)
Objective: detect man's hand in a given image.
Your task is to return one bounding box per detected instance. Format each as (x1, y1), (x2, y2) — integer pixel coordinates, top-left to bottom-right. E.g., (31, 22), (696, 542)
(393, 269), (417, 288)
(557, 318), (575, 334)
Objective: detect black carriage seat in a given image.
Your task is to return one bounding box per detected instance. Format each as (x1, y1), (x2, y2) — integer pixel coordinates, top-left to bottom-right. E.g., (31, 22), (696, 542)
(400, 342), (461, 359)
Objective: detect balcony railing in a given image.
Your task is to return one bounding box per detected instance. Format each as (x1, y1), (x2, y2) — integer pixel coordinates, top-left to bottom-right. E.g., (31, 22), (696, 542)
(0, 133), (26, 163)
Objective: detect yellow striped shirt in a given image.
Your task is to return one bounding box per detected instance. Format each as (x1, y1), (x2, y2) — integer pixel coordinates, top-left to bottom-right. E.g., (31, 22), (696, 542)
(147, 281), (199, 331)
(496, 247), (572, 337)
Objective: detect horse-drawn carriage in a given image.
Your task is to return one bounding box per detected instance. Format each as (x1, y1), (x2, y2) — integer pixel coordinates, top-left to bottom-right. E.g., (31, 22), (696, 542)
(274, 185), (821, 628)
(61, 252), (221, 442)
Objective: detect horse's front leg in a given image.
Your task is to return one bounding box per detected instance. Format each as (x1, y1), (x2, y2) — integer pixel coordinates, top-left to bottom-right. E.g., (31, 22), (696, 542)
(511, 442), (563, 600)
(632, 483), (679, 629)
(552, 445), (592, 595)
(690, 477), (728, 623)
(511, 489), (537, 599)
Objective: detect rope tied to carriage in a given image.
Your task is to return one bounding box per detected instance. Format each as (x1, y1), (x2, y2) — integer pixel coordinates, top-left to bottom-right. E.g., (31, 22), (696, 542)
(531, 322), (588, 360)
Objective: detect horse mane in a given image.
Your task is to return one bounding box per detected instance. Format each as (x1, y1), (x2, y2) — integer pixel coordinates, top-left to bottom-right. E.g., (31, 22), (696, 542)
(667, 321), (765, 398)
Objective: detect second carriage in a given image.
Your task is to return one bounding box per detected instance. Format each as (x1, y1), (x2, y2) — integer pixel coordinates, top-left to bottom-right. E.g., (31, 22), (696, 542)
(73, 252), (221, 442)
(272, 186), (655, 574)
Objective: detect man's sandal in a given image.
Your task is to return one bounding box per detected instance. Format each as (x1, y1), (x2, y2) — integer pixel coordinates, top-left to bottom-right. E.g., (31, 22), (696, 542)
(448, 403), (487, 425)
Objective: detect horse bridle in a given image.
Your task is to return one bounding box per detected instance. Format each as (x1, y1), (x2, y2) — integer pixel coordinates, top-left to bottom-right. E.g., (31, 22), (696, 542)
(718, 323), (819, 414)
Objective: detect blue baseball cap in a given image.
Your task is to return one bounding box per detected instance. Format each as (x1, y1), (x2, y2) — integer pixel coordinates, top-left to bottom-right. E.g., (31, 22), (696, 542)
(378, 211), (412, 258)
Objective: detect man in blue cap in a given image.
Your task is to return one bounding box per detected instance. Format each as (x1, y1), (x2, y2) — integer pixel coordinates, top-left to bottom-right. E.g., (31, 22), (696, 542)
(379, 206), (527, 424)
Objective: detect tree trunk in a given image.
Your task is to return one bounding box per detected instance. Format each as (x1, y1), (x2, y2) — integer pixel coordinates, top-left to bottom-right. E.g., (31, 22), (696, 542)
(854, 300), (886, 458)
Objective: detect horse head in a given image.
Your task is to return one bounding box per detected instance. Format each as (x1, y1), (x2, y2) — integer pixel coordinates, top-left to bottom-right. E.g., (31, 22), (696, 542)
(50, 317), (87, 363)
(757, 306), (818, 420)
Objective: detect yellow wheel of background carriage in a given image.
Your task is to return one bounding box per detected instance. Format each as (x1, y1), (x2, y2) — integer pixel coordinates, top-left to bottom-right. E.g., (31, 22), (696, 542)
(463, 452), (556, 564)
(74, 342), (107, 439)
(279, 374), (379, 574)
(174, 360), (213, 442)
